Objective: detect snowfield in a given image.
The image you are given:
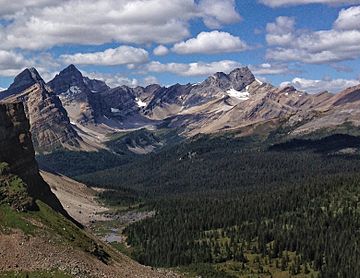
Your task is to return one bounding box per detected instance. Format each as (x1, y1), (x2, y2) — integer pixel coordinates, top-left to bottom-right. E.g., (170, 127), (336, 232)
(226, 88), (250, 101)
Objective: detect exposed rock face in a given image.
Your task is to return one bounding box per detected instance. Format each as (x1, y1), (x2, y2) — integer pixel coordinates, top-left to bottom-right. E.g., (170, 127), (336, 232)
(0, 102), (69, 214)
(48, 64), (107, 124)
(100, 86), (139, 120)
(0, 68), (43, 100)
(3, 64), (360, 154)
(1, 68), (82, 152)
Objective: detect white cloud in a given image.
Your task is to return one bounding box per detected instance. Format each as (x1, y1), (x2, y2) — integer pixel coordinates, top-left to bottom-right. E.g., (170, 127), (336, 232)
(281, 77), (360, 93)
(60, 46), (149, 66)
(153, 45), (169, 56)
(266, 16), (295, 45)
(198, 0), (241, 28)
(143, 76), (159, 85)
(0, 0), (58, 17)
(0, 50), (31, 77)
(0, 0), (241, 50)
(266, 7), (360, 64)
(260, 0), (360, 7)
(250, 63), (299, 75)
(172, 31), (248, 54)
(334, 6), (360, 30)
(145, 60), (241, 76)
(85, 71), (139, 88)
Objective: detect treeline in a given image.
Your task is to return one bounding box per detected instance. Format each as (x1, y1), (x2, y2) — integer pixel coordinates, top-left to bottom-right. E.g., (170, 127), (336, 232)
(76, 134), (360, 276)
(125, 157), (360, 277)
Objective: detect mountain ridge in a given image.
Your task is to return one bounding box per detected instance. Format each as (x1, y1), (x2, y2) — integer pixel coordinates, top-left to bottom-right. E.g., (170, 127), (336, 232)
(1, 65), (360, 153)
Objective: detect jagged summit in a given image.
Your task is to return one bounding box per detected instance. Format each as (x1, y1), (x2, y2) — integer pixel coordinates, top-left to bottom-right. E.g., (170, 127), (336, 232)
(228, 67), (255, 90)
(0, 67), (83, 152)
(0, 67), (45, 100)
(201, 67), (255, 91)
(48, 64), (85, 94)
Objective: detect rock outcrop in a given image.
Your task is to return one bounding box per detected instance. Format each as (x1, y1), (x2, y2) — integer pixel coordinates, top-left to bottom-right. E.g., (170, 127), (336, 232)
(0, 102), (69, 215)
(48, 64), (106, 124)
(0, 68), (82, 152)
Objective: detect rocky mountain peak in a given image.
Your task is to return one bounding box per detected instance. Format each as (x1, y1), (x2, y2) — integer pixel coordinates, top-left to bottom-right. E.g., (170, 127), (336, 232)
(49, 64), (84, 90)
(228, 67), (255, 91)
(0, 69), (83, 152)
(201, 67), (255, 91)
(1, 67), (45, 99)
(62, 64), (82, 76)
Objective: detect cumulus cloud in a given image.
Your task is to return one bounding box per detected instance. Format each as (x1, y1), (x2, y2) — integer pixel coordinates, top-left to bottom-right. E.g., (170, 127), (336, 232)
(260, 0), (360, 7)
(0, 0), (58, 17)
(143, 76), (159, 85)
(60, 46), (149, 66)
(266, 6), (360, 64)
(153, 45), (169, 56)
(280, 77), (360, 93)
(172, 31), (248, 54)
(0, 50), (31, 77)
(250, 63), (299, 75)
(266, 16), (295, 46)
(0, 0), (241, 50)
(85, 71), (139, 88)
(198, 0), (241, 28)
(145, 60), (241, 76)
(334, 5), (360, 29)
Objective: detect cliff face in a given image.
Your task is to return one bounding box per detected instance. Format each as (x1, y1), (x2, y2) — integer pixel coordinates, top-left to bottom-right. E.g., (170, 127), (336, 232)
(1, 68), (82, 152)
(0, 102), (69, 215)
(48, 64), (104, 124)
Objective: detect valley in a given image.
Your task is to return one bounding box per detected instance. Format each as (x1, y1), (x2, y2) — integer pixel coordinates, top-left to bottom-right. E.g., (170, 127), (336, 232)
(1, 65), (360, 278)
(1, 1), (360, 277)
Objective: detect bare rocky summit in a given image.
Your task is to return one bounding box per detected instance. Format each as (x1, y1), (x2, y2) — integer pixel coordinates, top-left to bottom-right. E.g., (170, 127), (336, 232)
(2, 65), (360, 153)
(0, 68), (82, 152)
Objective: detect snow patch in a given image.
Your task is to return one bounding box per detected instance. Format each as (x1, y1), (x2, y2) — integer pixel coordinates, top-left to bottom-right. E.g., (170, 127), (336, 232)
(285, 93), (289, 96)
(135, 98), (147, 108)
(226, 88), (250, 101)
(66, 86), (81, 95)
(63, 86), (82, 99)
(255, 78), (263, 86)
(111, 108), (121, 113)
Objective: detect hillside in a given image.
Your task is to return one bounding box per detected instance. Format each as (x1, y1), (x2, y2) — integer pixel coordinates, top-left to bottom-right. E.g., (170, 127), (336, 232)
(0, 102), (179, 278)
(75, 133), (360, 277)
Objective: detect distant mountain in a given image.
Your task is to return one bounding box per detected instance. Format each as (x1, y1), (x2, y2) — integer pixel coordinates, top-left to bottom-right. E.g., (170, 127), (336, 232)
(2, 65), (360, 153)
(0, 68), (83, 152)
(48, 64), (107, 124)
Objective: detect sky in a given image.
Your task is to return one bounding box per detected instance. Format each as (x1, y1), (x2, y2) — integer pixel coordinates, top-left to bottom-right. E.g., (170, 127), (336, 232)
(0, 0), (360, 93)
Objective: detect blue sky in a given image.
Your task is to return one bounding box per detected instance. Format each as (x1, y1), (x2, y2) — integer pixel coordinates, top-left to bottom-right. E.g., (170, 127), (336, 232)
(0, 0), (359, 93)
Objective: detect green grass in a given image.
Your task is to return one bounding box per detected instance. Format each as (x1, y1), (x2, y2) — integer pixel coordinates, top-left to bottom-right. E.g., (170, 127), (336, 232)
(110, 241), (133, 258)
(0, 270), (73, 278)
(0, 162), (9, 175)
(30, 201), (109, 263)
(0, 205), (35, 234)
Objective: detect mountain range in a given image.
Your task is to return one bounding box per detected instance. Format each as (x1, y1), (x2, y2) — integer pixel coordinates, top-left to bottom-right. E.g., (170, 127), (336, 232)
(1, 64), (360, 153)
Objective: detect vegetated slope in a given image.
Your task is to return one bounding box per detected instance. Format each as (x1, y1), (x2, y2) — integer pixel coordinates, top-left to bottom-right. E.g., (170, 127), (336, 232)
(0, 102), (178, 278)
(78, 134), (360, 277)
(36, 127), (183, 177)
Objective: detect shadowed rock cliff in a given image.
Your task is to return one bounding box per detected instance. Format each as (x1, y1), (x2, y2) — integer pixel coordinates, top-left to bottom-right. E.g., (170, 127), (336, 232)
(0, 102), (71, 216)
